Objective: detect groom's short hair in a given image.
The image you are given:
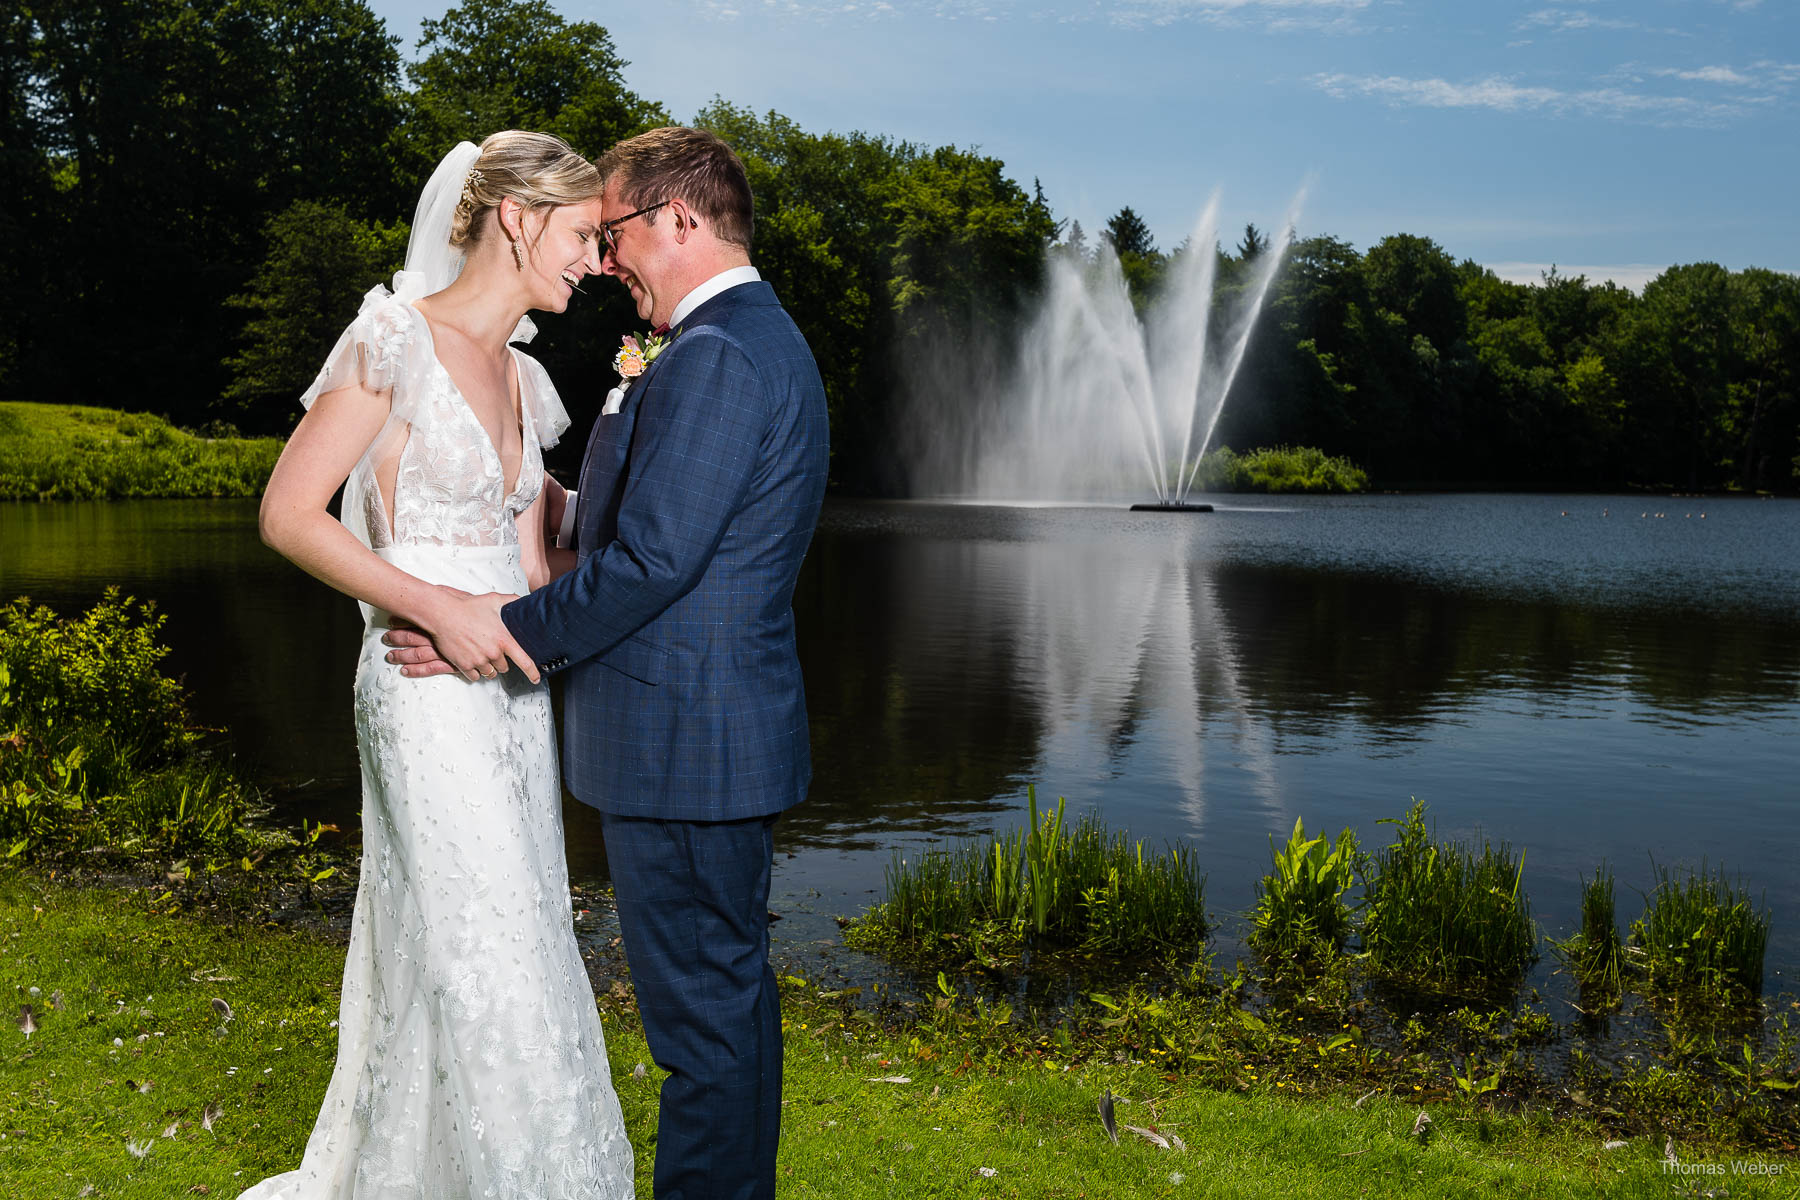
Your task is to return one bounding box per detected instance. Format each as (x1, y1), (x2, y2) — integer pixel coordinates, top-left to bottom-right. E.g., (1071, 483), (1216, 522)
(598, 127), (754, 252)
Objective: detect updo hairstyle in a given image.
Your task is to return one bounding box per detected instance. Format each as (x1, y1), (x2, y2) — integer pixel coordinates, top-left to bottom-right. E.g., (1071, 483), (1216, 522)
(450, 130), (602, 250)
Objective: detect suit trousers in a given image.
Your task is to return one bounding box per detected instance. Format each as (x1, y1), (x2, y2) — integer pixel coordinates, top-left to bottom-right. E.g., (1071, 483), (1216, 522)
(601, 812), (783, 1200)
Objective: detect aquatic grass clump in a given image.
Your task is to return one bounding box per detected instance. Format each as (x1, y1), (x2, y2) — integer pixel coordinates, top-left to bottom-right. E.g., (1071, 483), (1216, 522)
(1357, 800), (1536, 993)
(1631, 859), (1769, 1003)
(1552, 864), (1627, 999)
(1251, 817), (1359, 964)
(854, 788), (1207, 962)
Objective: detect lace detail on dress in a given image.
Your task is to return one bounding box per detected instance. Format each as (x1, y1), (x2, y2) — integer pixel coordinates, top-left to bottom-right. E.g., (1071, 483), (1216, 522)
(301, 295), (554, 554)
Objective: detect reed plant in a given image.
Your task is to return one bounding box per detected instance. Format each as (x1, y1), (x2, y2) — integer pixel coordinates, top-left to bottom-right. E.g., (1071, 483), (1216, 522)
(1631, 859), (1769, 1003)
(0, 401), (282, 500)
(857, 787), (1207, 961)
(1552, 864), (1627, 999)
(1250, 817), (1359, 964)
(1357, 800), (1536, 992)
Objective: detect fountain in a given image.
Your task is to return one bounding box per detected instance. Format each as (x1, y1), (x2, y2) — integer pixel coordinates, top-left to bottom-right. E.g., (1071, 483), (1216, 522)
(904, 190), (1302, 508)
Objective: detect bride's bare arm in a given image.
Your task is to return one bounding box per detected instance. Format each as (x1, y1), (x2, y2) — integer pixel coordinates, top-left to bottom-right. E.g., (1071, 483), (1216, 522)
(260, 384), (538, 682)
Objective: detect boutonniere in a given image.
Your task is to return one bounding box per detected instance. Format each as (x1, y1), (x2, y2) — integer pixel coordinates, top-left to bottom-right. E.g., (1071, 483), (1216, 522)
(603, 329), (676, 414)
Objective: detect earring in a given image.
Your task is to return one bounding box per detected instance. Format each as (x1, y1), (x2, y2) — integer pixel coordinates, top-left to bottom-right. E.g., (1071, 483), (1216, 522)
(512, 240), (525, 271)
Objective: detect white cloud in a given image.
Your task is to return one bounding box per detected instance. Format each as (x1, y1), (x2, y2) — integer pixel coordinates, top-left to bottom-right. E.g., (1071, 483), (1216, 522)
(1098, 0), (1371, 32)
(1655, 65), (1754, 85)
(1311, 72), (1752, 126)
(1518, 8), (1638, 34)
(1484, 263), (1669, 293)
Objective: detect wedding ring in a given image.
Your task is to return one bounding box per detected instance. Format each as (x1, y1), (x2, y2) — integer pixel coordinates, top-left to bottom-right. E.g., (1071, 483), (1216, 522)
(481, 667), (498, 679)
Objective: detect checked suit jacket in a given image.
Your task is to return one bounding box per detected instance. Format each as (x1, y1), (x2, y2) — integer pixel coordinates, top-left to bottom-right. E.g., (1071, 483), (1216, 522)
(502, 280), (830, 821)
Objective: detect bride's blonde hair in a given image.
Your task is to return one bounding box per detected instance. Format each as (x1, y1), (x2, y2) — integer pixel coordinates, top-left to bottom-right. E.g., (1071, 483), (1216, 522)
(449, 130), (600, 249)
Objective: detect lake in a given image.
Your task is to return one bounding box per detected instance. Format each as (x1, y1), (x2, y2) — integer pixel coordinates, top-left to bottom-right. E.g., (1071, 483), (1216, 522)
(4, 493), (1797, 995)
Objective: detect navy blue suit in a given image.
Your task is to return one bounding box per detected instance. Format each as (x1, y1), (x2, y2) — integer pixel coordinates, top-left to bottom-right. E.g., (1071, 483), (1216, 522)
(503, 280), (828, 1199)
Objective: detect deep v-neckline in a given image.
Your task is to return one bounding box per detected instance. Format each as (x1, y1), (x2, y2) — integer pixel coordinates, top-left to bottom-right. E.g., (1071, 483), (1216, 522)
(407, 304), (530, 500)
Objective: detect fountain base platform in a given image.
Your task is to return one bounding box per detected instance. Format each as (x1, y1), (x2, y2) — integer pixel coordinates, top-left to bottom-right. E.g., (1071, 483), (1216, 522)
(1129, 502), (1215, 513)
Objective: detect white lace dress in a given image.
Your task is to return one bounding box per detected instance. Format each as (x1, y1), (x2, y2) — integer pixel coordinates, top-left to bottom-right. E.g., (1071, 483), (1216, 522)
(240, 295), (634, 1199)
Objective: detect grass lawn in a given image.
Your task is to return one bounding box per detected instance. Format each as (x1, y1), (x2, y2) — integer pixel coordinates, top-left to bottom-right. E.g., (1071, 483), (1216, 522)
(1, 874), (1791, 1198)
(0, 402), (282, 501)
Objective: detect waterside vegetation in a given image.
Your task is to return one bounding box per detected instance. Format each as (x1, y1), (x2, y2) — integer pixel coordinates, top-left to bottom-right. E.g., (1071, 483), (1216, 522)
(0, 593), (341, 903)
(10, 877), (1795, 1198)
(847, 790), (1209, 965)
(851, 795), (1796, 1153)
(0, 595), (1795, 1173)
(1189, 445), (1370, 494)
(0, 402), (282, 501)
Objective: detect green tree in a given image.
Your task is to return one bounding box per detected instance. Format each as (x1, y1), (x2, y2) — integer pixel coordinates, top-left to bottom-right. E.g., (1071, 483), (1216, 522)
(1636, 263), (1734, 489)
(885, 145), (1058, 342)
(403, 0), (666, 165)
(222, 200), (409, 418)
(1724, 268), (1800, 490)
(1101, 205), (1165, 312)
(22, 0), (402, 419)
(1363, 233), (1463, 355)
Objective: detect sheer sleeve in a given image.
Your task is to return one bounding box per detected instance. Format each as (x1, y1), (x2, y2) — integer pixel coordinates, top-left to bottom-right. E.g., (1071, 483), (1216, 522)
(300, 289), (424, 420)
(514, 349), (571, 449)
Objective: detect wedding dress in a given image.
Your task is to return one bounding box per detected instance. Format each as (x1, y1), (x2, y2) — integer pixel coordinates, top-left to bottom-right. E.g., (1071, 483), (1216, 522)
(238, 290), (634, 1199)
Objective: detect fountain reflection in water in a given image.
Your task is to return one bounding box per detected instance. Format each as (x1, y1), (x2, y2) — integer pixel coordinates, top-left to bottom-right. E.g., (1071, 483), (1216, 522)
(908, 190), (1304, 505)
(973, 536), (1285, 834)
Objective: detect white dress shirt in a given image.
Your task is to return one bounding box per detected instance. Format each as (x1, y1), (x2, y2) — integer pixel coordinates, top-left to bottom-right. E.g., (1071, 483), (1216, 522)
(668, 264), (761, 329)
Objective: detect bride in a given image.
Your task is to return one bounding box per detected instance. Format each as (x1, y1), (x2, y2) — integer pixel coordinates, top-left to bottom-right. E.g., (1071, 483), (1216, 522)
(245, 132), (633, 1198)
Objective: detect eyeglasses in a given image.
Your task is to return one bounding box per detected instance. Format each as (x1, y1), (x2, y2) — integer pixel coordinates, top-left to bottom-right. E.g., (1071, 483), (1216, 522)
(601, 201), (670, 251)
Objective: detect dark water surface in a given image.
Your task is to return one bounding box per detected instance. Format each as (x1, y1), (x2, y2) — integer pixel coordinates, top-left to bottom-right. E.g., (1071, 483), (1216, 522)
(4, 494), (1798, 994)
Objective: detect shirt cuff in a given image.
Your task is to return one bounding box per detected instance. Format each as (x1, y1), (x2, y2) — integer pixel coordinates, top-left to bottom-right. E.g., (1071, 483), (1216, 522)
(556, 490), (579, 549)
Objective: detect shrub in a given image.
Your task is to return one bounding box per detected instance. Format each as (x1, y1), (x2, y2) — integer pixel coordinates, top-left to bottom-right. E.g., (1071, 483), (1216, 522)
(1187, 445), (1369, 494)
(1251, 817), (1359, 964)
(0, 591), (254, 859)
(1358, 799), (1536, 992)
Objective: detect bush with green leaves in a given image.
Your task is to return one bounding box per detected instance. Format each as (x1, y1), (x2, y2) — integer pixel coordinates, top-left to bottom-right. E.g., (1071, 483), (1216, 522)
(1251, 817), (1359, 964)
(1188, 445), (1370, 494)
(1358, 800), (1536, 992)
(0, 591), (254, 859)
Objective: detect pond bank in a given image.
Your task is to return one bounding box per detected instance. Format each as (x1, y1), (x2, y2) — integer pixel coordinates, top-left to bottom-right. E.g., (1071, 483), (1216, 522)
(4, 874), (1792, 1198)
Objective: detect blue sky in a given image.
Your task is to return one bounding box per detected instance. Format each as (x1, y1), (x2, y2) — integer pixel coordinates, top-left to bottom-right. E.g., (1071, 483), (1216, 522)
(367, 0), (1798, 290)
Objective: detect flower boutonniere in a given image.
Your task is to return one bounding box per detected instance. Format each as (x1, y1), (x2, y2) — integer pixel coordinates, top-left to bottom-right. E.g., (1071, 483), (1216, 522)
(603, 329), (677, 414)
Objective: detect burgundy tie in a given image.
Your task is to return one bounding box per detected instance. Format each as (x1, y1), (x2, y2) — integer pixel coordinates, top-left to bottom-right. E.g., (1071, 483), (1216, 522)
(652, 323), (670, 336)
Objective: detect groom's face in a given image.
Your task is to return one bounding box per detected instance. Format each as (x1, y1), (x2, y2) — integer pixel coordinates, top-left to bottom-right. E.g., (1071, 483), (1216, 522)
(599, 183), (670, 326)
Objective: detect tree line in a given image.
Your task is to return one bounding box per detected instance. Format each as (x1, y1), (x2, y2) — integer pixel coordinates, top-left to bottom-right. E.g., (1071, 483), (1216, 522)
(4, 0), (1796, 493)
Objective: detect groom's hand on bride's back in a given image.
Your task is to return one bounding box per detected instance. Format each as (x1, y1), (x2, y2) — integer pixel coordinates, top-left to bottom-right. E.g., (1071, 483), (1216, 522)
(383, 590), (539, 683)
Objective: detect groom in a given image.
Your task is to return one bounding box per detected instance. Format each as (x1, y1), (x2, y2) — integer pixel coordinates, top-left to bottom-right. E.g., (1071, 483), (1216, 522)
(390, 126), (829, 1199)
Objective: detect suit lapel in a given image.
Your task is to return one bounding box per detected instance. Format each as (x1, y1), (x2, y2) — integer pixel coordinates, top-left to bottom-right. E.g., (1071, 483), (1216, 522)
(574, 285), (773, 547)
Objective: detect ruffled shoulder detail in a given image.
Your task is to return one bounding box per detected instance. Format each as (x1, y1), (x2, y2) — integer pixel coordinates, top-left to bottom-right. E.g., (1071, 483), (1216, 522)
(512, 349), (571, 449)
(299, 290), (424, 416)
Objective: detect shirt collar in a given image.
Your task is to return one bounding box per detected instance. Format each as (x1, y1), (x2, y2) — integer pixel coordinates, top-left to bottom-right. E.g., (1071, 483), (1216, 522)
(668, 265), (761, 330)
